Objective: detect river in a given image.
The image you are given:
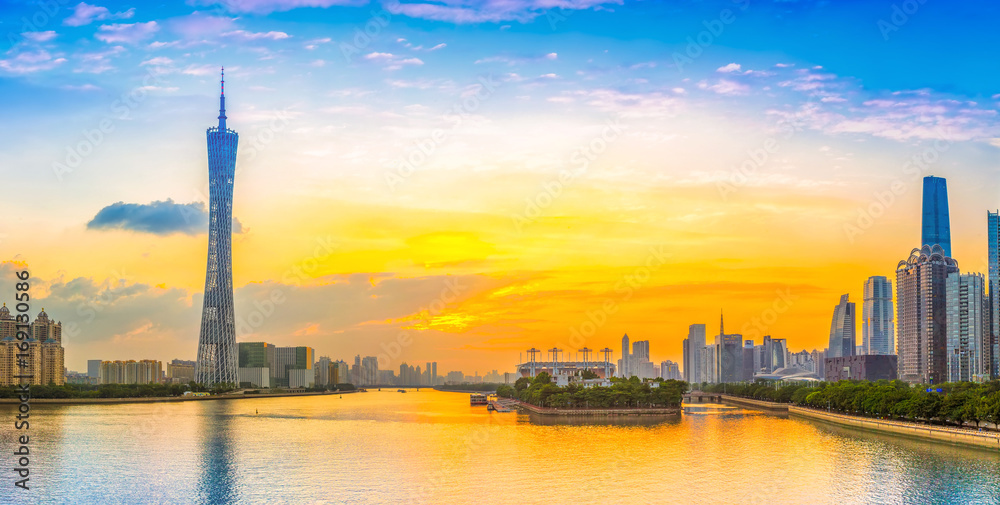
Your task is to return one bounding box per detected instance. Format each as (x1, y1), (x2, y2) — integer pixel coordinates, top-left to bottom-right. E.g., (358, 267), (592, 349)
(1, 390), (998, 504)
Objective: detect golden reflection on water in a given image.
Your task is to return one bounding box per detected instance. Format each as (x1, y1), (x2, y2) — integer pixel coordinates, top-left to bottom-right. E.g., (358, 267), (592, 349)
(2, 391), (999, 504)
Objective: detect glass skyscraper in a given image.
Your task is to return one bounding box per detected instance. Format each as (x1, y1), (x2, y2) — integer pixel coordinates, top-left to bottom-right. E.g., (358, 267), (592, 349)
(827, 294), (856, 358)
(921, 176), (951, 257)
(195, 69), (239, 386)
(989, 211), (1000, 378)
(862, 276), (894, 355)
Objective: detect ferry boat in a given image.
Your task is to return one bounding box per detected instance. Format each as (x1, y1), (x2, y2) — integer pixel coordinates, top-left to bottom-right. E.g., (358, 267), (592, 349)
(398, 389), (407, 393)
(470, 393), (488, 406)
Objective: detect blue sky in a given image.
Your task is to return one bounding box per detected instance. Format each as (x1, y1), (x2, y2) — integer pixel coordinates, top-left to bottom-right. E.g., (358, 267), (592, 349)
(2, 0), (999, 372)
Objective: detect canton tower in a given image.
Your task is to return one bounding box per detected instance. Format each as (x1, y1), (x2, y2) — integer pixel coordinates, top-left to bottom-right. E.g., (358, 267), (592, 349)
(195, 68), (239, 386)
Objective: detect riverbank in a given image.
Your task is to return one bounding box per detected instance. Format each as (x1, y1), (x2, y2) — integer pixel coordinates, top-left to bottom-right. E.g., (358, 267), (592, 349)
(433, 387), (497, 393)
(789, 405), (1000, 451)
(0, 390), (358, 405)
(516, 400), (680, 417)
(718, 394), (789, 412)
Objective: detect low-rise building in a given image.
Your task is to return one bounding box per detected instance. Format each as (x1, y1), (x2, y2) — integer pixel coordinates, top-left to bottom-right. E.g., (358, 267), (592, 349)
(824, 355), (898, 382)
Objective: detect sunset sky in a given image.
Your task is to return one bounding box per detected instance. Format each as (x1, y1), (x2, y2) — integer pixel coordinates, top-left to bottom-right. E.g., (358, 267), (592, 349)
(2, 0), (999, 375)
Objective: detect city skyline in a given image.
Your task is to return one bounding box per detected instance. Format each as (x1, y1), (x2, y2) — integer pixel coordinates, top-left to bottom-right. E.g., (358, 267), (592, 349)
(2, 1), (1000, 374)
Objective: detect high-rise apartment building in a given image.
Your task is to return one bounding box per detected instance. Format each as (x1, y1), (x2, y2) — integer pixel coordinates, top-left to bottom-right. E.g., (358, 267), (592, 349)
(988, 210), (1000, 379)
(99, 360), (162, 385)
(921, 176), (951, 257)
(827, 294), (856, 358)
(0, 307), (65, 386)
(863, 276), (895, 355)
(167, 359), (196, 383)
(945, 272), (990, 382)
(196, 69), (239, 386)
(896, 245), (959, 384)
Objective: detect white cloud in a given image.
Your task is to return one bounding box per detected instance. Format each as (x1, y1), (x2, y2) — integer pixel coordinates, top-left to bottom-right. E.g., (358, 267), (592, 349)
(64, 3), (135, 27)
(698, 79), (749, 96)
(222, 30), (291, 40)
(96, 21), (159, 44)
(22, 31), (57, 42)
(140, 57), (174, 66)
(717, 63), (741, 73)
(0, 50), (67, 74)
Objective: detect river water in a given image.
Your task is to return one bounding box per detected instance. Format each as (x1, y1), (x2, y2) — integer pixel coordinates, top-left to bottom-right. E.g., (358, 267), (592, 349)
(1, 390), (998, 504)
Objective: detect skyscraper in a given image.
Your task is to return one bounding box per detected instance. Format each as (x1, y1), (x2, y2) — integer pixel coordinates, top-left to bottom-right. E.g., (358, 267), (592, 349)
(195, 68), (239, 386)
(620, 333), (630, 378)
(988, 211), (1000, 378)
(896, 245), (958, 384)
(827, 294), (856, 359)
(921, 176), (951, 257)
(945, 272), (989, 382)
(862, 276), (895, 355)
(683, 324), (706, 384)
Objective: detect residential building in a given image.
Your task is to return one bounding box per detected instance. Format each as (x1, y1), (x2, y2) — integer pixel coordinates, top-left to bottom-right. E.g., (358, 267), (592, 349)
(945, 272), (990, 382)
(167, 359), (196, 383)
(682, 324), (706, 384)
(0, 307), (65, 386)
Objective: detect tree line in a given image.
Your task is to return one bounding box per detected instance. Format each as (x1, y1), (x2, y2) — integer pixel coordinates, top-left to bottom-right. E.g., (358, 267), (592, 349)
(496, 372), (686, 409)
(701, 380), (1000, 429)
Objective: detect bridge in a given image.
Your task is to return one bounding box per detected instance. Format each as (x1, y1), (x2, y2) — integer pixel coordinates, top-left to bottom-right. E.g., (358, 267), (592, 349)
(684, 391), (722, 403)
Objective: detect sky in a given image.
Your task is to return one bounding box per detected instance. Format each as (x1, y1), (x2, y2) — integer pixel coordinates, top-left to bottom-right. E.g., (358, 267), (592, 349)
(1, 0), (999, 375)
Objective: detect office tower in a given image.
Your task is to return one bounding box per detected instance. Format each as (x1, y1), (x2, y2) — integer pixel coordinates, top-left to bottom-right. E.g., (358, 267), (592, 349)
(682, 339), (690, 382)
(273, 346), (314, 387)
(432, 362), (438, 386)
(716, 312), (742, 382)
(896, 245), (959, 384)
(196, 69), (240, 386)
(620, 334), (630, 377)
(770, 338), (787, 370)
(989, 211), (1000, 378)
(741, 340), (755, 381)
(315, 356), (333, 386)
(921, 176), (951, 257)
(863, 276), (895, 355)
(827, 294), (856, 358)
(945, 272), (989, 382)
(683, 324), (706, 384)
(362, 356), (379, 385)
(238, 342), (274, 369)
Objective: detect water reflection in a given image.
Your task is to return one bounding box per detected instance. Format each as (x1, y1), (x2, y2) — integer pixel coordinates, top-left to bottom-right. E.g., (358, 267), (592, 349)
(197, 401), (240, 505)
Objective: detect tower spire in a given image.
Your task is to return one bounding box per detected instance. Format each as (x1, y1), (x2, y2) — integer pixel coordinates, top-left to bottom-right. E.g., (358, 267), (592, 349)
(218, 66), (227, 130)
(720, 309), (724, 339)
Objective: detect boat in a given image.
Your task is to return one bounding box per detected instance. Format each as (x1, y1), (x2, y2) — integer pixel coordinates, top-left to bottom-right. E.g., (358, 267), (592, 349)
(470, 393), (488, 405)
(398, 389), (406, 393)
